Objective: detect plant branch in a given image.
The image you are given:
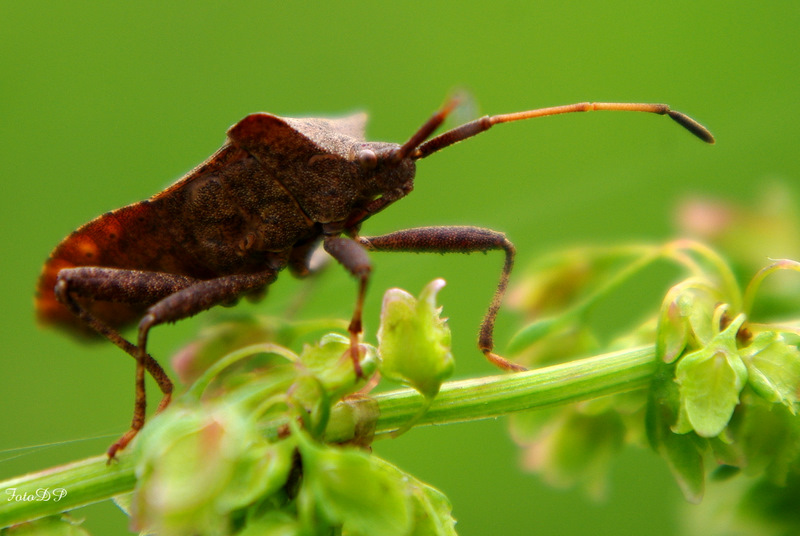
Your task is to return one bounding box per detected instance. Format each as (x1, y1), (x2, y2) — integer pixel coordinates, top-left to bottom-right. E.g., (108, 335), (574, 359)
(0, 344), (656, 528)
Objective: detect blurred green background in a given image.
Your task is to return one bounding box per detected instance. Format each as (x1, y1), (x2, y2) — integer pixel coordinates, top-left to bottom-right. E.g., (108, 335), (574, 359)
(2, 2), (799, 534)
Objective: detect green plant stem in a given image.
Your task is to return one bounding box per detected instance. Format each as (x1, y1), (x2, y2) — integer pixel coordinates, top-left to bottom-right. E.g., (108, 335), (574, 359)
(0, 344), (656, 528)
(0, 454), (136, 527)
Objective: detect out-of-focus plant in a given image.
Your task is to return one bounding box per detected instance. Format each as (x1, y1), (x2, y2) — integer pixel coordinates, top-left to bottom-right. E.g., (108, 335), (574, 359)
(118, 280), (458, 536)
(4, 193), (800, 536)
(507, 190), (800, 535)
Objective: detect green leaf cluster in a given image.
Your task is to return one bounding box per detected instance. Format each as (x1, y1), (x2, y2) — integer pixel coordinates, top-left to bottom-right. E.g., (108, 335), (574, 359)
(507, 239), (800, 510)
(120, 283), (457, 536)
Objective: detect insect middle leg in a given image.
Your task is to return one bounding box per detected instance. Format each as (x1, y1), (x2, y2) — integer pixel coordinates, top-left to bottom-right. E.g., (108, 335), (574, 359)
(323, 236), (372, 376)
(357, 226), (525, 372)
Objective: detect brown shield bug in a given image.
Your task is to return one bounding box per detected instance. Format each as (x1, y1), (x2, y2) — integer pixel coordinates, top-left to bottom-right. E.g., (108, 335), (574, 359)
(35, 98), (714, 458)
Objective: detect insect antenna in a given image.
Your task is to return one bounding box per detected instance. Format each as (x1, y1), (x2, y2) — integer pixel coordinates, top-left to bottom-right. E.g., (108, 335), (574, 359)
(389, 97), (461, 163)
(412, 101), (715, 161)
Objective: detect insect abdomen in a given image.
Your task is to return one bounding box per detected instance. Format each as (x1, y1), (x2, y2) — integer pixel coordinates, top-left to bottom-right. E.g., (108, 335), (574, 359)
(35, 199), (202, 335)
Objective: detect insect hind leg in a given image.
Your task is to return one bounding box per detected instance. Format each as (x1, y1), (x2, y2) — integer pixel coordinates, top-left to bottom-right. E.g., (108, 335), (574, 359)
(54, 267), (200, 458)
(53, 268), (181, 397)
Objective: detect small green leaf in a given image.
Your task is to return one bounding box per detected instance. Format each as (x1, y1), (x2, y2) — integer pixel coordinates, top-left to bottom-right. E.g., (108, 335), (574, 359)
(296, 427), (412, 536)
(656, 280), (723, 363)
(670, 395), (695, 435)
(675, 315), (748, 437)
(393, 464), (457, 536)
(646, 384), (706, 503)
(659, 429), (706, 503)
(741, 332), (800, 411)
(288, 374), (330, 438)
(217, 438), (295, 512)
(299, 333), (378, 401)
(131, 404), (295, 535)
(676, 348), (746, 437)
(656, 298), (689, 363)
(735, 394), (800, 485)
(238, 510), (301, 536)
(656, 283), (702, 363)
(686, 294), (715, 347)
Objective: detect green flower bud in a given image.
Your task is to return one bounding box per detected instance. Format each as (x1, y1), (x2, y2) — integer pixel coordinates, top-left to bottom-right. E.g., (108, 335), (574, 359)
(131, 404), (294, 535)
(298, 333), (378, 401)
(656, 280), (721, 363)
(657, 290), (690, 364)
(294, 425), (412, 536)
(292, 420), (456, 536)
(377, 279), (454, 400)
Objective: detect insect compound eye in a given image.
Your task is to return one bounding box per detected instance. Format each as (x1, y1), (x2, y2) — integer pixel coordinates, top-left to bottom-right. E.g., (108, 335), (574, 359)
(357, 148), (378, 171)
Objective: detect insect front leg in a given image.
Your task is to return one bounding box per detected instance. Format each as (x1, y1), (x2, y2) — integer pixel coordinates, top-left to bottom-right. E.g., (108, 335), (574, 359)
(323, 236), (372, 377)
(358, 226), (525, 372)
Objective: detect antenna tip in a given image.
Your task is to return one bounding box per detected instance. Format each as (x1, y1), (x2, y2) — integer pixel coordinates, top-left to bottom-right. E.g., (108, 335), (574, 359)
(668, 110), (715, 144)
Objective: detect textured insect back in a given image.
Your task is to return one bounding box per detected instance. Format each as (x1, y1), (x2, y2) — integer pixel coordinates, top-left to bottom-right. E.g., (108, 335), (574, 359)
(228, 113), (370, 224)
